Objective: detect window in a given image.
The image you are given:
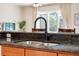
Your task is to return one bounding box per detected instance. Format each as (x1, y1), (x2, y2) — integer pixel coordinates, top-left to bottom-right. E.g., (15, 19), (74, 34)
(37, 10), (63, 33)
(2, 22), (15, 31)
(59, 16), (65, 28)
(39, 14), (48, 29)
(48, 11), (58, 32)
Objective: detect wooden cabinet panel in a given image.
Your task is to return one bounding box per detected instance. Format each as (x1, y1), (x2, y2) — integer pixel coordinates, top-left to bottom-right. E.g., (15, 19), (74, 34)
(25, 49), (57, 56)
(58, 53), (79, 56)
(2, 46), (24, 56)
(2, 46), (79, 56)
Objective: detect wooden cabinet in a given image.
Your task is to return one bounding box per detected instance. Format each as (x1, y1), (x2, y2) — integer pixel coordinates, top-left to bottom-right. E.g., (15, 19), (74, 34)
(58, 52), (79, 56)
(2, 46), (24, 56)
(2, 45), (79, 56)
(0, 45), (1, 56)
(25, 49), (57, 56)
(2, 46), (57, 56)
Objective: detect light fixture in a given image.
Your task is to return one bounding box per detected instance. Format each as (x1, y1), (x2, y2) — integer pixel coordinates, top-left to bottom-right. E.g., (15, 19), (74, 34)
(33, 3), (42, 7)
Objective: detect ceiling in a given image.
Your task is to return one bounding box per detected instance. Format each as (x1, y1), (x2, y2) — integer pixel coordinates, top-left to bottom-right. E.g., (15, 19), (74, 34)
(0, 3), (55, 7)
(12, 3), (33, 6)
(2, 3), (52, 7)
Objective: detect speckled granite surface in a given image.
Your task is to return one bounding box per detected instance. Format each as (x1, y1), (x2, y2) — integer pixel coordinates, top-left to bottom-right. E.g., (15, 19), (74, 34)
(1, 41), (79, 53)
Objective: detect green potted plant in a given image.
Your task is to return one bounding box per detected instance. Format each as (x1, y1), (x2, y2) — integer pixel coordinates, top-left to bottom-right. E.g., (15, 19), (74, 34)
(19, 20), (26, 32)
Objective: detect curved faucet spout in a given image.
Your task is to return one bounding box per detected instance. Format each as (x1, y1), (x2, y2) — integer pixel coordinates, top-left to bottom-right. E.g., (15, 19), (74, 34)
(34, 17), (48, 41)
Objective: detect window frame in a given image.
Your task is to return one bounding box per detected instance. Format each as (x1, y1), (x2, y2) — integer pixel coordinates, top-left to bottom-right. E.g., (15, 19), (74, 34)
(37, 10), (60, 33)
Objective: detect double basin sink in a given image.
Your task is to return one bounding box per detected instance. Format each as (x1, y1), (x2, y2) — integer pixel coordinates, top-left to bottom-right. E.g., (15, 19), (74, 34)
(14, 41), (59, 48)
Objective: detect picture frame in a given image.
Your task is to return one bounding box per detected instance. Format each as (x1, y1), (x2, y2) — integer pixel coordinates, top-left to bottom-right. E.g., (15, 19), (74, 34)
(74, 13), (79, 26)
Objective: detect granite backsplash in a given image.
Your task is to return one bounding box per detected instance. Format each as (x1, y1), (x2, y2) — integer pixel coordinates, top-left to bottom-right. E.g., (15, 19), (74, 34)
(0, 32), (79, 45)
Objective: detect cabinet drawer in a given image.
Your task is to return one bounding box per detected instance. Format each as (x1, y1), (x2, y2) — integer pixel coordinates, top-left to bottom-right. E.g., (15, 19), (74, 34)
(2, 46), (24, 56)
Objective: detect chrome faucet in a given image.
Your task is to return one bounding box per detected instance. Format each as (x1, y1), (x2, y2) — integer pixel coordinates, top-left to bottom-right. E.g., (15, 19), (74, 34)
(34, 17), (48, 41)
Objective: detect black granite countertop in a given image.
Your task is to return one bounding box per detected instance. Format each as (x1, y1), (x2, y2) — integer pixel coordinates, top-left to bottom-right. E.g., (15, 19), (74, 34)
(0, 31), (79, 53)
(0, 41), (79, 53)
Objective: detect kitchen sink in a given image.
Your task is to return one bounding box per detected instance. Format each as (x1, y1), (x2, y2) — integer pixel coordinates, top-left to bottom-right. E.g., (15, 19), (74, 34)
(15, 41), (59, 47)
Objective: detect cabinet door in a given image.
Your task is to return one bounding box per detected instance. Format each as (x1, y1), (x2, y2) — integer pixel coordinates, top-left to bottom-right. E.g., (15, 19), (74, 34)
(58, 53), (79, 56)
(0, 45), (1, 56)
(2, 46), (24, 56)
(25, 49), (57, 56)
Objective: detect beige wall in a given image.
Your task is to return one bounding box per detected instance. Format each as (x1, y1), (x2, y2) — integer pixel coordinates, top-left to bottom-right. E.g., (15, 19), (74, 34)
(59, 4), (71, 28)
(0, 4), (23, 31)
(22, 4), (72, 32)
(37, 4), (79, 33)
(23, 6), (33, 32)
(71, 4), (79, 33)
(0, 4), (36, 32)
(23, 4), (61, 32)
(39, 4), (60, 12)
(0, 4), (79, 33)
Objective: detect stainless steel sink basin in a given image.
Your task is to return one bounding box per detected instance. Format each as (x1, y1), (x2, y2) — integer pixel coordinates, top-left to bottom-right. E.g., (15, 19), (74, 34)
(15, 41), (59, 47)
